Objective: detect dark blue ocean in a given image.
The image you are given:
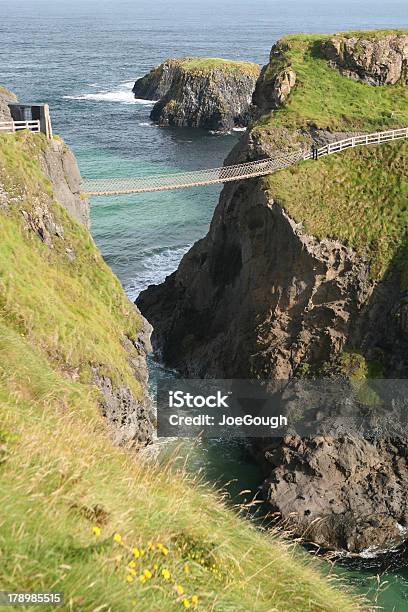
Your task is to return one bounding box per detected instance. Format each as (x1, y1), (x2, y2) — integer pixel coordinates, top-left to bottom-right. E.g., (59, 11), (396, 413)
(1, 0), (407, 607)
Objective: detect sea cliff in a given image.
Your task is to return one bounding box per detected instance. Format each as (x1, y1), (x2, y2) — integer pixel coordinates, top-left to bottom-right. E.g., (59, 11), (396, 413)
(137, 30), (408, 553)
(133, 57), (260, 130)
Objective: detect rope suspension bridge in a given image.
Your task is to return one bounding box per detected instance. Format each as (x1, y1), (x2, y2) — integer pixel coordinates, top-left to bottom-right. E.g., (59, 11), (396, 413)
(81, 127), (407, 197)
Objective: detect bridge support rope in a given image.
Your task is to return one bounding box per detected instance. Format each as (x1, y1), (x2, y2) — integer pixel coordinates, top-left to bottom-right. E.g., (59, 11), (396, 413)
(82, 128), (408, 197)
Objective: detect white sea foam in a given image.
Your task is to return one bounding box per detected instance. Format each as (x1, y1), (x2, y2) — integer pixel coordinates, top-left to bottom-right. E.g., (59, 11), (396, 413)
(125, 245), (191, 300)
(64, 80), (155, 105)
(209, 129), (231, 136)
(233, 127), (247, 132)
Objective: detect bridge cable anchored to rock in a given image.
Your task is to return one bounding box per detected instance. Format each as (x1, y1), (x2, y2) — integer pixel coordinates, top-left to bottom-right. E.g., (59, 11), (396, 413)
(82, 128), (408, 197)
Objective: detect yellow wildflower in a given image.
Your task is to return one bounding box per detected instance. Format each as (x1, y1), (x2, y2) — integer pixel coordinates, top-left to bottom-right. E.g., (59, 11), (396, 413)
(175, 584), (184, 595)
(132, 547), (140, 558)
(161, 546), (169, 556)
(161, 568), (171, 581)
(182, 600), (191, 608)
(128, 560), (136, 569)
(140, 549), (146, 557)
(139, 575), (146, 584)
(191, 595), (198, 604)
(153, 563), (158, 571)
(126, 575), (134, 583)
(147, 541), (153, 550)
(128, 569), (136, 577)
(92, 526), (101, 537)
(113, 533), (122, 543)
(143, 569), (152, 579)
(156, 543), (163, 550)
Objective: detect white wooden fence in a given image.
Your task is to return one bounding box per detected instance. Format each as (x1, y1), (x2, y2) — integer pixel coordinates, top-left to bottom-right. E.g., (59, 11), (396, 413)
(312, 127), (408, 159)
(0, 120), (41, 134)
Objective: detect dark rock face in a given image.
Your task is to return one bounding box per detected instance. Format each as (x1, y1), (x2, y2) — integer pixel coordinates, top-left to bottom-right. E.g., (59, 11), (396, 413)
(133, 60), (181, 101)
(257, 435), (408, 552)
(137, 181), (371, 379)
(133, 58), (260, 130)
(93, 327), (154, 446)
(322, 34), (408, 85)
(253, 42), (297, 117)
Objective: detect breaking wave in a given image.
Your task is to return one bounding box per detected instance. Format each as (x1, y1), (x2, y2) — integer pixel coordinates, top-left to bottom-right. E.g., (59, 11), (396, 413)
(125, 245), (191, 300)
(64, 81), (155, 105)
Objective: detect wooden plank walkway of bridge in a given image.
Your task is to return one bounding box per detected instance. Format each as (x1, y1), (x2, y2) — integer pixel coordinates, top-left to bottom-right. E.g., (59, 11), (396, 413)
(80, 127), (406, 197)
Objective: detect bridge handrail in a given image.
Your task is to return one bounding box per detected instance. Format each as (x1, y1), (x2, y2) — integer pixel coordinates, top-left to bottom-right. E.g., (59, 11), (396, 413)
(315, 128), (408, 158)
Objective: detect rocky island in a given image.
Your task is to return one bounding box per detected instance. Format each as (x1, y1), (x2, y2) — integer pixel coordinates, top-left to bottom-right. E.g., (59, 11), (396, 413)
(133, 57), (260, 130)
(137, 30), (408, 553)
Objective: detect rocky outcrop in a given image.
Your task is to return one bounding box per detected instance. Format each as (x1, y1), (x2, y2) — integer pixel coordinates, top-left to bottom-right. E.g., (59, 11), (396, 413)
(322, 33), (408, 85)
(0, 86), (17, 121)
(138, 145), (408, 549)
(137, 31), (408, 551)
(133, 58), (260, 130)
(137, 181), (371, 379)
(258, 434), (408, 552)
(253, 42), (297, 116)
(39, 138), (90, 228)
(93, 328), (154, 446)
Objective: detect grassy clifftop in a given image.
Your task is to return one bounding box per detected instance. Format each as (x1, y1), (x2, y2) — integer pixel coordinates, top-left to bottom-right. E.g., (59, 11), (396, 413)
(265, 139), (408, 282)
(257, 30), (408, 131)
(254, 30), (407, 281)
(175, 57), (260, 76)
(0, 136), (362, 609)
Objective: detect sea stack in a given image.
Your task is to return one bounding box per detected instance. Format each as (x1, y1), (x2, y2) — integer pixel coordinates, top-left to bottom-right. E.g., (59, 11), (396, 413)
(133, 57), (260, 130)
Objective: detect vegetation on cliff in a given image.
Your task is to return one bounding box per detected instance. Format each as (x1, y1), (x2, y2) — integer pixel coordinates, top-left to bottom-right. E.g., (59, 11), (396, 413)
(265, 139), (408, 281)
(256, 31), (408, 131)
(255, 29), (408, 281)
(0, 133), (145, 399)
(171, 57), (259, 76)
(0, 131), (362, 609)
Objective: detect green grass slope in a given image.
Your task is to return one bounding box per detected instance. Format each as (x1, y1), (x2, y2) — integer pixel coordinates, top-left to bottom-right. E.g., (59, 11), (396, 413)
(0, 133), (364, 610)
(265, 140), (408, 281)
(254, 30), (407, 280)
(257, 31), (408, 131)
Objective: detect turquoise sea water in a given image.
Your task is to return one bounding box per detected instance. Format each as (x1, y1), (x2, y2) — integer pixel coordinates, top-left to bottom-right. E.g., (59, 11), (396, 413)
(1, 0), (408, 608)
